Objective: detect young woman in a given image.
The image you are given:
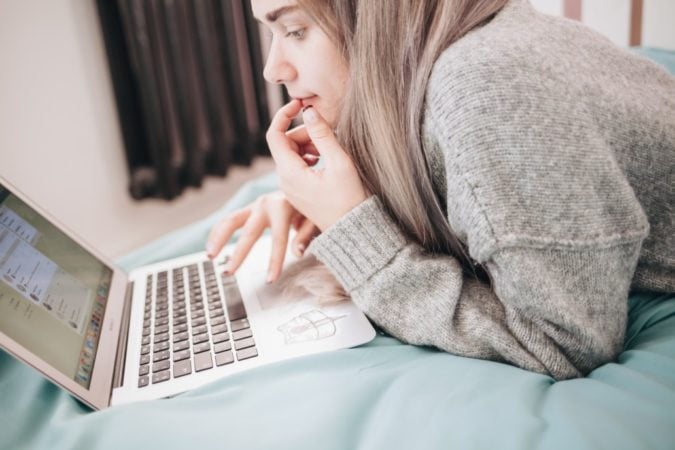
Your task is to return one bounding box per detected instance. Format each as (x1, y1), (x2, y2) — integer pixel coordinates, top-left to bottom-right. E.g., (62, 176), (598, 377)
(206, 0), (675, 380)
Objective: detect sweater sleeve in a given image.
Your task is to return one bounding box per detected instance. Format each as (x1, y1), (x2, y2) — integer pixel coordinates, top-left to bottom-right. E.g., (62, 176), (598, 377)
(306, 196), (642, 380)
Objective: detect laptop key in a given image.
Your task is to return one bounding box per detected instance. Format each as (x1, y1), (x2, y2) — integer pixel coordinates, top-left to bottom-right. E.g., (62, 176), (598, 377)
(174, 359), (192, 378)
(173, 349), (190, 362)
(211, 323), (228, 334)
(173, 331), (189, 343)
(193, 333), (209, 345)
(222, 279), (247, 321)
(232, 328), (252, 341)
(153, 350), (170, 362)
(172, 300), (185, 309)
(154, 341), (169, 352)
(138, 375), (149, 388)
(173, 340), (189, 352)
(153, 360), (170, 373)
(156, 317), (169, 327)
(140, 345), (150, 355)
(234, 337), (255, 351)
(142, 335), (151, 345)
(214, 341), (232, 353)
(139, 364), (149, 376)
(210, 316), (226, 326)
(208, 302), (220, 311)
(236, 347), (258, 361)
(152, 370), (171, 384)
(192, 317), (206, 327)
(193, 342), (210, 354)
(155, 332), (169, 343)
(215, 351), (234, 366)
(174, 323), (188, 333)
(194, 351), (213, 372)
(230, 318), (250, 332)
(192, 325), (207, 336)
(212, 332), (229, 344)
(174, 316), (187, 326)
(140, 354), (150, 365)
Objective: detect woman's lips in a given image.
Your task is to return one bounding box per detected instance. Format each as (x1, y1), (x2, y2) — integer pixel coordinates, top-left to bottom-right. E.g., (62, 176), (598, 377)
(297, 95), (317, 107)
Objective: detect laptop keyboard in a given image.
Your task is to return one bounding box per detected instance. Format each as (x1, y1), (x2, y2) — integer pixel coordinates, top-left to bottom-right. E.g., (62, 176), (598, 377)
(137, 259), (258, 388)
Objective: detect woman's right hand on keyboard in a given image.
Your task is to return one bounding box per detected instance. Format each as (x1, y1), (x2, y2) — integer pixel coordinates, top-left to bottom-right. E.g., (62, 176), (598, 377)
(205, 190), (320, 283)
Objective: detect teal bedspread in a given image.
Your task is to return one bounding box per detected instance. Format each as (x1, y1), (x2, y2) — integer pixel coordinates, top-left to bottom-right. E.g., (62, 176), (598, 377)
(2, 171), (674, 450)
(2, 48), (675, 450)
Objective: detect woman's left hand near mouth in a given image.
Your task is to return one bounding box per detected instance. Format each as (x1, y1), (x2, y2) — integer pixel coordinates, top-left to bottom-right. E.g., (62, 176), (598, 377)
(267, 99), (368, 232)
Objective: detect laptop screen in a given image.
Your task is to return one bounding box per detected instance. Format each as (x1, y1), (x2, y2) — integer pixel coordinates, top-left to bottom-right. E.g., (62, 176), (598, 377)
(0, 184), (113, 389)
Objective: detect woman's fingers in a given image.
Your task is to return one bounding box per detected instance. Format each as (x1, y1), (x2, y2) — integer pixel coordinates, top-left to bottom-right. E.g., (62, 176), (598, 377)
(288, 125), (320, 164)
(208, 191), (314, 282)
(300, 106), (344, 167)
(292, 218), (320, 257)
(206, 208), (251, 259)
(270, 100), (303, 136)
(300, 142), (319, 156)
(302, 154), (320, 166)
(300, 143), (320, 167)
(290, 211), (304, 231)
(222, 214), (266, 274)
(266, 206), (293, 283)
(267, 100), (307, 172)
(286, 124), (310, 146)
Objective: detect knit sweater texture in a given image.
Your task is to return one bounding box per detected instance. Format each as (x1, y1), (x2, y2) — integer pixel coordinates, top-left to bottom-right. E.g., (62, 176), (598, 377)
(306, 0), (675, 380)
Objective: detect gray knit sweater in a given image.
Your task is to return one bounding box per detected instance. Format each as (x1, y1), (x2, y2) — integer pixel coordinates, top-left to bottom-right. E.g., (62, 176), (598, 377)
(306, 0), (675, 380)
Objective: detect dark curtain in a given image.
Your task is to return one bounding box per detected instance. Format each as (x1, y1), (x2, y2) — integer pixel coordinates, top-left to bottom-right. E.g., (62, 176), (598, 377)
(96, 0), (274, 200)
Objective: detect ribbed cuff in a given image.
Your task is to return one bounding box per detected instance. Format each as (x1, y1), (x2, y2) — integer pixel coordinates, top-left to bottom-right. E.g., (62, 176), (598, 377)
(306, 195), (408, 292)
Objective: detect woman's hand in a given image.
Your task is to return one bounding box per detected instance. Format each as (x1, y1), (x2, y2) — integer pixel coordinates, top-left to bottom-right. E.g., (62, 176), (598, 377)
(266, 100), (368, 232)
(205, 190), (320, 282)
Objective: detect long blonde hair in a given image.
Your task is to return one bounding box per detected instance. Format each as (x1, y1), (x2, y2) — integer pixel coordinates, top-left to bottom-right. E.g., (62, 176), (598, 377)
(284, 0), (508, 302)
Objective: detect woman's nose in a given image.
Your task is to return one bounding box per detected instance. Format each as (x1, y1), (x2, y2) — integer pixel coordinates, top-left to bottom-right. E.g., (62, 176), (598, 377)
(263, 44), (296, 85)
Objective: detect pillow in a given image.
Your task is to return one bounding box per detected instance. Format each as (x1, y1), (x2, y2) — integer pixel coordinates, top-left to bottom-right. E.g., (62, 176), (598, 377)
(632, 47), (675, 74)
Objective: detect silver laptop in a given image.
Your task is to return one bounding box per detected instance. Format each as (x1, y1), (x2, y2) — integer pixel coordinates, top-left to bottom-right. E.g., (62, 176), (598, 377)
(0, 175), (375, 409)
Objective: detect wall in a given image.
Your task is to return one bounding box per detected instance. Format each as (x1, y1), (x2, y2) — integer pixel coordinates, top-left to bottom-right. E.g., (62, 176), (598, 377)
(0, 0), (274, 259)
(530, 0), (675, 49)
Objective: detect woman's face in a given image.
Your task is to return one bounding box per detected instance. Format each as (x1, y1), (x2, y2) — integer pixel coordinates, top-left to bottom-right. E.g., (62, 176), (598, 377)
(251, 0), (348, 126)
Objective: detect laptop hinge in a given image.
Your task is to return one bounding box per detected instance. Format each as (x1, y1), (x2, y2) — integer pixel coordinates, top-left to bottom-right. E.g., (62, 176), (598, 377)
(112, 281), (134, 389)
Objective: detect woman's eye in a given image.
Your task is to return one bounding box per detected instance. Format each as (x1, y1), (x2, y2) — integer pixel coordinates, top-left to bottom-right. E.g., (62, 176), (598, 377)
(285, 28), (306, 40)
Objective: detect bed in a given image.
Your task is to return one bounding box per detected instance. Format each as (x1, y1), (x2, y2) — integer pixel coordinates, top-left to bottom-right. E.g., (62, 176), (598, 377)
(1, 48), (674, 450)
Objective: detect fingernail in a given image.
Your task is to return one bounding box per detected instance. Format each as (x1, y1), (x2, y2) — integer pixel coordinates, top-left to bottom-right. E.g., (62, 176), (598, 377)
(302, 105), (318, 124)
(297, 243), (306, 254)
(206, 243), (214, 257)
(266, 271), (274, 283)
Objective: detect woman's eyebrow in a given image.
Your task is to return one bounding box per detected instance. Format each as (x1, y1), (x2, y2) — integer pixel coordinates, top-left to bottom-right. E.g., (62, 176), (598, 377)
(265, 5), (300, 23)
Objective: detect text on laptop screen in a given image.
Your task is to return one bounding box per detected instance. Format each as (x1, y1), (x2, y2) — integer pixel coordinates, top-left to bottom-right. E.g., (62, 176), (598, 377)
(0, 185), (112, 389)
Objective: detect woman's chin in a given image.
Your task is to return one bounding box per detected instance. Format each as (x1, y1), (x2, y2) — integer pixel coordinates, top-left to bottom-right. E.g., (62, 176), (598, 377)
(316, 106), (340, 127)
